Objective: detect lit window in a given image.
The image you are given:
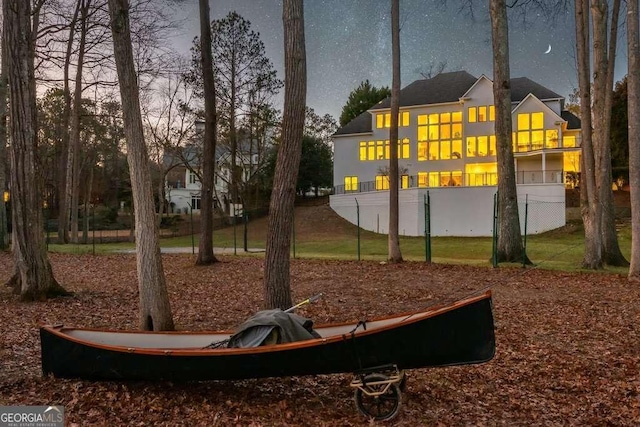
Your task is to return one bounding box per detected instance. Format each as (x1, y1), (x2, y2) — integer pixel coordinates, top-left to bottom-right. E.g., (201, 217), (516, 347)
(429, 125), (439, 140)
(468, 107), (477, 123)
(563, 151), (580, 172)
(478, 136), (488, 156)
(489, 105), (495, 121)
(489, 135), (496, 155)
(418, 172), (428, 188)
(359, 142), (367, 161)
(429, 172), (440, 187)
(401, 175), (409, 189)
(452, 123), (462, 138)
(546, 130), (559, 148)
(400, 138), (410, 159)
(417, 142), (428, 161)
(384, 113), (391, 128)
(429, 141), (439, 160)
(440, 123), (451, 139)
(418, 126), (427, 141)
(563, 135), (577, 147)
(401, 111), (410, 126)
(376, 114), (384, 129)
(516, 112), (549, 152)
(518, 113), (530, 130)
(375, 175), (389, 190)
(451, 171), (463, 186)
(440, 172), (452, 187)
(517, 131), (530, 152)
(376, 141), (385, 160)
(478, 106), (487, 122)
(465, 163), (498, 186)
(452, 140), (463, 159)
(467, 137), (477, 157)
(531, 112), (544, 129)
(532, 130), (544, 149)
(417, 112), (462, 161)
(441, 140), (451, 160)
(345, 176), (358, 191)
(368, 141), (375, 160)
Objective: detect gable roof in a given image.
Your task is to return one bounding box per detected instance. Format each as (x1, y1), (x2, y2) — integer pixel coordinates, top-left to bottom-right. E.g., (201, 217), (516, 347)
(561, 110), (581, 130)
(371, 71), (478, 110)
(511, 93), (564, 121)
(510, 77), (562, 102)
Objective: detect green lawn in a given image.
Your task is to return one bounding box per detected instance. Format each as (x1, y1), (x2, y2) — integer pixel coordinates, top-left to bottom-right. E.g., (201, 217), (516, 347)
(46, 214), (633, 274)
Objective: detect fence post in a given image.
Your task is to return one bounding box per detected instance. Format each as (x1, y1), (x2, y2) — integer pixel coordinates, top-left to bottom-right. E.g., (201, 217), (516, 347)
(522, 194), (529, 267)
(492, 192), (498, 268)
(233, 204), (237, 256)
(424, 193), (432, 262)
(92, 205), (96, 256)
(355, 198), (360, 261)
(189, 203), (194, 255)
(243, 209), (248, 252)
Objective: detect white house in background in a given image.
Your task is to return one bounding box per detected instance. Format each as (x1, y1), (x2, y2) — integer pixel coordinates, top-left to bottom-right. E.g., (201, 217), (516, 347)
(164, 141), (259, 215)
(330, 71), (582, 237)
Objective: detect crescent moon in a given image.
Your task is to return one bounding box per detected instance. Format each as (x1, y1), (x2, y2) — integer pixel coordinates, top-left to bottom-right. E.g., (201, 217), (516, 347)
(544, 44), (552, 54)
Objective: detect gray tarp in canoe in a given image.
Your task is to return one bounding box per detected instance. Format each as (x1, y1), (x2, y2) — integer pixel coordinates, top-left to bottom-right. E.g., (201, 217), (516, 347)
(227, 309), (321, 348)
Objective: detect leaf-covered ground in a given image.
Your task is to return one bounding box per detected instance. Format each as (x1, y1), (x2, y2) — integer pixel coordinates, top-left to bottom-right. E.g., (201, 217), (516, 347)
(0, 252), (638, 426)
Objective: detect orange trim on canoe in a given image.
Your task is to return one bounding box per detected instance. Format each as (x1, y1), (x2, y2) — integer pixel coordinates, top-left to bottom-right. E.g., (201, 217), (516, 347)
(41, 290), (492, 357)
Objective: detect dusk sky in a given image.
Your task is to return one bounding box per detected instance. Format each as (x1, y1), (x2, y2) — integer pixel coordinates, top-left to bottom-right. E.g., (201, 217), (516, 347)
(170, 0), (630, 121)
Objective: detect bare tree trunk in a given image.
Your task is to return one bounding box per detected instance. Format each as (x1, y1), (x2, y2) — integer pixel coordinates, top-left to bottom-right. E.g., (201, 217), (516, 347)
(108, 0), (174, 330)
(57, 0), (81, 244)
(577, 0), (603, 269)
(490, 0), (528, 264)
(196, 0), (218, 265)
(3, 0), (68, 300)
(598, 0), (627, 266)
(628, 0), (640, 280)
(230, 58), (238, 206)
(0, 25), (8, 250)
(387, 0), (402, 263)
(66, 0), (90, 244)
(263, 0), (306, 310)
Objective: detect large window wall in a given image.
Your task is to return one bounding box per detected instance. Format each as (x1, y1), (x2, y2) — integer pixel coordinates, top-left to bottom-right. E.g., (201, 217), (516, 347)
(417, 112), (463, 161)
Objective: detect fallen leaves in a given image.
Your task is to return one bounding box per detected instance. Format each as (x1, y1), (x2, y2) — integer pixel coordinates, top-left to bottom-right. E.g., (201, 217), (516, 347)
(0, 252), (638, 426)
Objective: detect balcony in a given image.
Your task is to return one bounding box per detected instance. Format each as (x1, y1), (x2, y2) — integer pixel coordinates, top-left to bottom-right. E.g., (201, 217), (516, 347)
(513, 136), (582, 154)
(333, 170), (567, 194)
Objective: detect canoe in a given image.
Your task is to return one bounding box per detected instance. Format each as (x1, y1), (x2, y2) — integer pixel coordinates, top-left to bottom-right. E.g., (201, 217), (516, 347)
(40, 290), (495, 382)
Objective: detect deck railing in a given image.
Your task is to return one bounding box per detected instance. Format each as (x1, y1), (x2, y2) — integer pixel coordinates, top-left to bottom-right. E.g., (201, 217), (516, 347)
(333, 170), (566, 195)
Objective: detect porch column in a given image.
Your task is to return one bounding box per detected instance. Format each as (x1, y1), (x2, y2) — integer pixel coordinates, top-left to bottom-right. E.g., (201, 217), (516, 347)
(542, 152), (546, 183)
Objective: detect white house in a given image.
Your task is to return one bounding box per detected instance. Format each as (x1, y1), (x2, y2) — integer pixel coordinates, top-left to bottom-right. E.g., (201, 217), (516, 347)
(164, 142), (259, 215)
(330, 71), (581, 237)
